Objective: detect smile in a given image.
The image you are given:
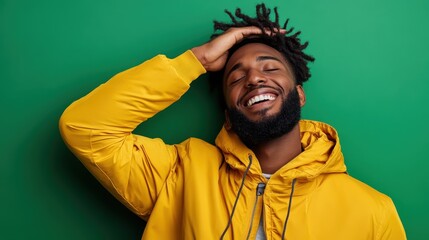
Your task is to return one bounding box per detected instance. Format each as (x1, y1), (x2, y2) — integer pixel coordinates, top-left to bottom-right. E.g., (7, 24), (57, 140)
(245, 94), (276, 107)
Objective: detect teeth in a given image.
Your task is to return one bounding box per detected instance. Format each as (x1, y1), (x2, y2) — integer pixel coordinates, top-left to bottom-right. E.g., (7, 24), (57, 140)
(246, 94), (276, 107)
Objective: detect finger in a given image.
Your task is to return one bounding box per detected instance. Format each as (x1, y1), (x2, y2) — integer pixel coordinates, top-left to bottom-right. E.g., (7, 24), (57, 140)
(234, 26), (286, 39)
(237, 26), (264, 37)
(265, 28), (286, 36)
(277, 29), (287, 34)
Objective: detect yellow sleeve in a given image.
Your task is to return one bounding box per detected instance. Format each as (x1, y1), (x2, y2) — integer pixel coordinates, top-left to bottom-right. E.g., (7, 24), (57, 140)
(378, 197), (407, 240)
(59, 50), (206, 218)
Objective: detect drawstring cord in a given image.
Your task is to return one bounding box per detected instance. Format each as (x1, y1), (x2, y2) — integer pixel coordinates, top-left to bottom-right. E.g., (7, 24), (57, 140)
(245, 182), (266, 240)
(281, 178), (297, 240)
(219, 154), (253, 240)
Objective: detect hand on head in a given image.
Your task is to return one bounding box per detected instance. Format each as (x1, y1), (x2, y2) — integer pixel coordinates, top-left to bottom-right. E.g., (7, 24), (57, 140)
(192, 27), (285, 72)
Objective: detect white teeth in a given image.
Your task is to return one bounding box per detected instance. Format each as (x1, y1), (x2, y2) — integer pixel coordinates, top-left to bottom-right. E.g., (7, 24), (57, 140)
(246, 94), (276, 107)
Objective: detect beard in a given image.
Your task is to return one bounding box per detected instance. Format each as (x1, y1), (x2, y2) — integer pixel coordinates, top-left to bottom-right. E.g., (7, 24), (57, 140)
(227, 87), (301, 148)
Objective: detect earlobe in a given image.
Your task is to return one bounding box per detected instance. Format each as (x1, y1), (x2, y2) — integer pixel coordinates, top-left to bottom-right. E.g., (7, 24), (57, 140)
(224, 110), (232, 130)
(296, 85), (306, 107)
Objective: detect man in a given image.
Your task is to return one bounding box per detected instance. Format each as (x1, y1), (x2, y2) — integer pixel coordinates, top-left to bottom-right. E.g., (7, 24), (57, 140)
(59, 4), (406, 239)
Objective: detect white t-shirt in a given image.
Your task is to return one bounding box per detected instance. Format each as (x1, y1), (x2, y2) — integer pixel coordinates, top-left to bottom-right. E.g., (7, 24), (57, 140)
(256, 173), (272, 240)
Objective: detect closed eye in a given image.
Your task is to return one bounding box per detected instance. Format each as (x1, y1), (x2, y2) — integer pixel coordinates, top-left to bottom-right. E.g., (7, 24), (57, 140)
(264, 68), (279, 72)
(230, 75), (245, 85)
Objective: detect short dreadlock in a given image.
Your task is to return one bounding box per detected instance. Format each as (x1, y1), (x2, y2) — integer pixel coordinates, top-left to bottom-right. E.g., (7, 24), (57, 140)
(208, 3), (315, 103)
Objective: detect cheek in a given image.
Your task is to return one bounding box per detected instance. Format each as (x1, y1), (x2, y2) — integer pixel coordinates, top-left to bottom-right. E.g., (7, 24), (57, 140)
(274, 77), (296, 93)
(223, 88), (241, 108)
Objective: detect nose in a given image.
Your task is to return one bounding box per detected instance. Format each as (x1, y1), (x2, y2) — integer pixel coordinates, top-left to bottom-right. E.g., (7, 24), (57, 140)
(245, 69), (266, 88)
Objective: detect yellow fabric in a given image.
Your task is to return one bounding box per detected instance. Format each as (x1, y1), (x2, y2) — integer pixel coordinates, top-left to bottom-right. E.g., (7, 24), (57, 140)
(59, 50), (406, 240)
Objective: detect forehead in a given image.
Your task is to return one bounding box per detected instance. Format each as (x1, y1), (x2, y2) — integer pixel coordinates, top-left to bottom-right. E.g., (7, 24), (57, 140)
(225, 43), (287, 70)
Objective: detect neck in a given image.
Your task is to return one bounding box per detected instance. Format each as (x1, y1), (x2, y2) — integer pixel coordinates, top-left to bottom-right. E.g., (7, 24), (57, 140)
(252, 124), (302, 174)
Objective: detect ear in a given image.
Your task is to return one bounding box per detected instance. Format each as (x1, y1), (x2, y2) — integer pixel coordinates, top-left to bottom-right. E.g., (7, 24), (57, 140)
(296, 85), (306, 107)
(224, 109), (232, 130)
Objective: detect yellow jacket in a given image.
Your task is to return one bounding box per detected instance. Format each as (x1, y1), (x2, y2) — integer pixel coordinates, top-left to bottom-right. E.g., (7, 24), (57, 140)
(59, 50), (406, 240)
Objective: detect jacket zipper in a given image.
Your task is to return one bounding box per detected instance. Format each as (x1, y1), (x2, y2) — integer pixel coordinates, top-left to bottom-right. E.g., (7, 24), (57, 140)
(246, 182), (266, 240)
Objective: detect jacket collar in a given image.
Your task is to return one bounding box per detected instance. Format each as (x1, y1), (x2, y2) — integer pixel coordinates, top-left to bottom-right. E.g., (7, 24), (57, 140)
(215, 120), (347, 180)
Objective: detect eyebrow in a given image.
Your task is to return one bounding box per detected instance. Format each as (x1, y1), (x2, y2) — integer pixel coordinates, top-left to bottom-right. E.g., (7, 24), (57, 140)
(225, 55), (283, 79)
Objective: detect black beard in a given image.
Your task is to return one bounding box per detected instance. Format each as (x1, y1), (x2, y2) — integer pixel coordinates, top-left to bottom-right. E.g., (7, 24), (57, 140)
(227, 88), (301, 148)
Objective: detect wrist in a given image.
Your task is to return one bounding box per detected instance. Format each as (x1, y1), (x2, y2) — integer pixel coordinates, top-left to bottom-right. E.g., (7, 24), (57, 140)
(191, 46), (208, 70)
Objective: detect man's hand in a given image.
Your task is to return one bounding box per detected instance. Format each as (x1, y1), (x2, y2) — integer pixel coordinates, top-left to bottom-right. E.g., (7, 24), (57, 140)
(192, 27), (282, 72)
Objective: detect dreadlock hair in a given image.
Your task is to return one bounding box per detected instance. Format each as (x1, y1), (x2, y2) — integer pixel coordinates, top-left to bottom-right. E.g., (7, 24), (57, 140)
(208, 3), (315, 107)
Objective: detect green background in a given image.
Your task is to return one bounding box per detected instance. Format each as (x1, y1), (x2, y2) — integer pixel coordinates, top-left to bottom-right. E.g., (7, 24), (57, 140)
(1, 0), (428, 239)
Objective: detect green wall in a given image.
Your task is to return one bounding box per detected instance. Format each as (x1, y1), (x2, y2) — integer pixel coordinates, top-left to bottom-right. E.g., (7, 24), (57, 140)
(1, 0), (428, 239)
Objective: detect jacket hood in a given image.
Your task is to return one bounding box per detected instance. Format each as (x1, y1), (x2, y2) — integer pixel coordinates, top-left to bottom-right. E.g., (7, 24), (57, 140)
(215, 120), (347, 180)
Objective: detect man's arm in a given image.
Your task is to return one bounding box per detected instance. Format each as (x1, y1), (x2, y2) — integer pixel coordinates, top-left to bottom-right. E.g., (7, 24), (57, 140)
(59, 26), (267, 218)
(59, 50), (205, 218)
(378, 198), (407, 240)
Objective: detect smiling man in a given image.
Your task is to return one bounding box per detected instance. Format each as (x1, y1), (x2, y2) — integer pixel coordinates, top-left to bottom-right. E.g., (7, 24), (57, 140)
(221, 42), (305, 174)
(59, 4), (406, 240)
